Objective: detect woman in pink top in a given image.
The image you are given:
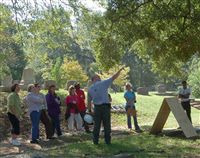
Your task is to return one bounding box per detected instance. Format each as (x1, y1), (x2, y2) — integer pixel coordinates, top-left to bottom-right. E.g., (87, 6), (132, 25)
(65, 85), (83, 131)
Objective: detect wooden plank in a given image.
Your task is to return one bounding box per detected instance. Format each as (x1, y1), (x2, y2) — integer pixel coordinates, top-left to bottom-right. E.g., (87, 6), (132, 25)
(166, 98), (198, 138)
(150, 99), (171, 134)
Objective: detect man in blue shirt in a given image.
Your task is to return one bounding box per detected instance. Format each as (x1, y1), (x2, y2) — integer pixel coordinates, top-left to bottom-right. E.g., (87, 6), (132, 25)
(87, 67), (124, 145)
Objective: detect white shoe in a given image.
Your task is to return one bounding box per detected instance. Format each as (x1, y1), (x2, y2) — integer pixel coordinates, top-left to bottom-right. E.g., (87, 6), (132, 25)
(11, 139), (21, 146)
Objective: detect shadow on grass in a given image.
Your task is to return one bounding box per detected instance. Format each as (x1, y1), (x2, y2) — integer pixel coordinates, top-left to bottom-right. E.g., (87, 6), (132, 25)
(49, 132), (200, 158)
(139, 125), (199, 141)
(1, 128), (200, 158)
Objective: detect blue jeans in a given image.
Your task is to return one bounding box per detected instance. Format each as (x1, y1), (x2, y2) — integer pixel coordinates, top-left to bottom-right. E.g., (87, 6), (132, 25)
(49, 114), (62, 136)
(125, 106), (140, 130)
(30, 111), (41, 141)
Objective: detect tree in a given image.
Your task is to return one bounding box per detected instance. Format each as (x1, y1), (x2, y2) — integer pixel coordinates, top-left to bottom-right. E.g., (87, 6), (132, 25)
(60, 57), (88, 87)
(0, 4), (26, 80)
(122, 51), (159, 88)
(94, 0), (200, 77)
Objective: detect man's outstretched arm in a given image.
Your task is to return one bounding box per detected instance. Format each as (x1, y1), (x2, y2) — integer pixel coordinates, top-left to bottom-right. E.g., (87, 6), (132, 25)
(111, 67), (125, 81)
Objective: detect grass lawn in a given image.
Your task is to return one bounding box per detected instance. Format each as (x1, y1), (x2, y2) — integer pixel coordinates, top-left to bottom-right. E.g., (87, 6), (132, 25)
(45, 92), (200, 158)
(111, 92), (200, 128)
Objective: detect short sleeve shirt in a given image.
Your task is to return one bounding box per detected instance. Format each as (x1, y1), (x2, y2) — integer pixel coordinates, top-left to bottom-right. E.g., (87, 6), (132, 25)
(178, 87), (191, 102)
(88, 78), (113, 105)
(124, 91), (136, 106)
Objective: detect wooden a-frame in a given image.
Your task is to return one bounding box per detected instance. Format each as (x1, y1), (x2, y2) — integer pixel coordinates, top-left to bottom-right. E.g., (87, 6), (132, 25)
(150, 98), (198, 138)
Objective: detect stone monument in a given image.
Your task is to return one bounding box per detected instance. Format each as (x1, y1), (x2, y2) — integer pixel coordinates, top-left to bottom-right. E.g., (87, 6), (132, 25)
(0, 75), (13, 92)
(20, 68), (35, 90)
(157, 84), (166, 93)
(137, 87), (149, 95)
(44, 80), (57, 90)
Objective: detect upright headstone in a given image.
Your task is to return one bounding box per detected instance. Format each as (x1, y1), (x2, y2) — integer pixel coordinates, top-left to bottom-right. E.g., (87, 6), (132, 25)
(21, 68), (35, 85)
(0, 75), (13, 92)
(20, 68), (35, 90)
(44, 80), (56, 90)
(157, 84), (166, 93)
(13, 80), (20, 84)
(137, 87), (149, 95)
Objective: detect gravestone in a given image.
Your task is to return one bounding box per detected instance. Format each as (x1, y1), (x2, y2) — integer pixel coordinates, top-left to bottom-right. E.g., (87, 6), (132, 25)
(157, 84), (166, 93)
(0, 75), (13, 92)
(137, 87), (149, 95)
(20, 68), (35, 90)
(44, 80), (56, 90)
(21, 68), (35, 85)
(13, 80), (20, 84)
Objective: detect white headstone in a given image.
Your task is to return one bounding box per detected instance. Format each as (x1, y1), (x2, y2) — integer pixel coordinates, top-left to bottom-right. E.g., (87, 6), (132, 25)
(21, 68), (35, 85)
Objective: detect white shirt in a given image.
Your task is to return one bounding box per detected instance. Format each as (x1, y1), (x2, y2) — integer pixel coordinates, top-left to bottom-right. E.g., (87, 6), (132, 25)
(178, 87), (191, 102)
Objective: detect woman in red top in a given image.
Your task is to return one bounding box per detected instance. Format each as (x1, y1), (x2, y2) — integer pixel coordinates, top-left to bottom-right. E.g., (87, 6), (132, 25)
(74, 83), (91, 133)
(65, 85), (83, 131)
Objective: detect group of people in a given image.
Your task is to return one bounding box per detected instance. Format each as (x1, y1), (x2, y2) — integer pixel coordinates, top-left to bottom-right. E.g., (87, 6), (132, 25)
(7, 82), (90, 146)
(6, 67), (192, 146)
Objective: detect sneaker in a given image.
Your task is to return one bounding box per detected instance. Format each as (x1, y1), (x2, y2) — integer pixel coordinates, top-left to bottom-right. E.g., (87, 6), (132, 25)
(135, 129), (143, 133)
(11, 139), (21, 146)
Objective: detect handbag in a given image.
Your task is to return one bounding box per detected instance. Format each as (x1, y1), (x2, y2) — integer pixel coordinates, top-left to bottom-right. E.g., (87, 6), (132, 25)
(127, 108), (136, 117)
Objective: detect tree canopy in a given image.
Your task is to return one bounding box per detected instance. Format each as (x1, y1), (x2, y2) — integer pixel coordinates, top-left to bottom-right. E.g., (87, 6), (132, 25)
(95, 0), (200, 77)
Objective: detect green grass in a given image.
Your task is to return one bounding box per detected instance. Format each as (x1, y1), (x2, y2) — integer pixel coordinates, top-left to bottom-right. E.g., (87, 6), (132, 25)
(111, 92), (200, 128)
(47, 132), (199, 158)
